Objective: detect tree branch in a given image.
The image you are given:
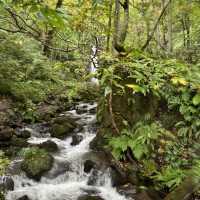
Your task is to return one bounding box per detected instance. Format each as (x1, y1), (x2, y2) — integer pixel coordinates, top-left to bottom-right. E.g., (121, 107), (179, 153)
(141, 0), (171, 51)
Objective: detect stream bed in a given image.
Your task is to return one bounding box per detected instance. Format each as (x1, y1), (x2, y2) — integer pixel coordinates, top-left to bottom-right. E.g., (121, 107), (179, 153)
(6, 102), (131, 200)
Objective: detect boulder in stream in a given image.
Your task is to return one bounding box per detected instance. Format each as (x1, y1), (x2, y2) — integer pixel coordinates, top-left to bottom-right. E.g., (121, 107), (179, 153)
(84, 160), (97, 173)
(38, 140), (58, 152)
(21, 147), (54, 181)
(71, 134), (83, 146)
(17, 195), (30, 200)
(50, 116), (77, 139)
(15, 129), (31, 139)
(77, 195), (104, 200)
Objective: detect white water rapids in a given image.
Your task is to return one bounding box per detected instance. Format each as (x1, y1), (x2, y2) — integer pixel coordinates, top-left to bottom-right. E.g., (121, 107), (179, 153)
(6, 103), (130, 200)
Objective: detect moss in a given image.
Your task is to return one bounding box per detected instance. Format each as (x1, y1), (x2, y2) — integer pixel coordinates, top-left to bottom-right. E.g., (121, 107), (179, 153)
(21, 147), (53, 181)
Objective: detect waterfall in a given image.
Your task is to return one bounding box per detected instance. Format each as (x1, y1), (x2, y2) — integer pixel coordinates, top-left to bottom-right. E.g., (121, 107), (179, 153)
(90, 45), (99, 85)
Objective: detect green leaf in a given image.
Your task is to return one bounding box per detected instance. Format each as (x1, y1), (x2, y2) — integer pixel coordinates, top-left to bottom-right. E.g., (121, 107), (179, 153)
(192, 94), (200, 105)
(126, 84), (146, 95)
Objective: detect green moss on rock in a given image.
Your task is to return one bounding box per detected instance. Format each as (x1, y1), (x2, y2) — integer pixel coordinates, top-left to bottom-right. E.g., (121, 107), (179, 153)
(21, 147), (53, 181)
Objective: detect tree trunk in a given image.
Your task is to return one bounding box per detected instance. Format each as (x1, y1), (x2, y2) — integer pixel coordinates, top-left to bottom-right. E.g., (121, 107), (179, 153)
(167, 0), (173, 54)
(113, 0), (129, 53)
(43, 0), (63, 57)
(106, 0), (113, 52)
(142, 0), (171, 51)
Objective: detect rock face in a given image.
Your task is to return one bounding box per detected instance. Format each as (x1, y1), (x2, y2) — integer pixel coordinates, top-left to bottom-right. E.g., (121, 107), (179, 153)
(50, 116), (77, 139)
(21, 147), (54, 181)
(71, 135), (83, 146)
(0, 176), (14, 191)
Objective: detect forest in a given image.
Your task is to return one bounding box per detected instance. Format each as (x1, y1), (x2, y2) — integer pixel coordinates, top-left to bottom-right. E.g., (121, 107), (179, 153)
(0, 0), (200, 200)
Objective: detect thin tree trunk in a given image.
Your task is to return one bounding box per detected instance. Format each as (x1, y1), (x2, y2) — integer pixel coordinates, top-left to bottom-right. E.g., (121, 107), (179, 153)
(106, 0), (113, 52)
(141, 0), (171, 51)
(167, 0), (173, 54)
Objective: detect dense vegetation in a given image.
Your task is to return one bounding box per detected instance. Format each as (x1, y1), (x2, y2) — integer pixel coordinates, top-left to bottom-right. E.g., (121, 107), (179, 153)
(0, 0), (200, 199)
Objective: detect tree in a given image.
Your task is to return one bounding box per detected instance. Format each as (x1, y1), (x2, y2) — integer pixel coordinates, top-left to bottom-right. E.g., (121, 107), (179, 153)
(113, 0), (129, 53)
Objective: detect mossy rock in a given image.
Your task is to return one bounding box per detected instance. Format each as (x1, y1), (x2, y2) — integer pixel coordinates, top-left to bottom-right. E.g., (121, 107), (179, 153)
(50, 116), (77, 139)
(11, 135), (28, 147)
(21, 147), (54, 181)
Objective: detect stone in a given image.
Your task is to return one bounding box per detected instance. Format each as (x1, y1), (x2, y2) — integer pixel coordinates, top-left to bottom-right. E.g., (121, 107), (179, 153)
(21, 147), (54, 181)
(87, 169), (99, 186)
(37, 104), (59, 121)
(45, 161), (71, 179)
(71, 135), (83, 146)
(84, 160), (97, 173)
(110, 165), (128, 187)
(15, 129), (31, 139)
(0, 176), (14, 191)
(0, 127), (13, 141)
(89, 107), (96, 114)
(117, 183), (137, 199)
(50, 116), (77, 139)
(17, 195), (30, 200)
(38, 140), (58, 152)
(77, 195), (104, 200)
(11, 135), (28, 147)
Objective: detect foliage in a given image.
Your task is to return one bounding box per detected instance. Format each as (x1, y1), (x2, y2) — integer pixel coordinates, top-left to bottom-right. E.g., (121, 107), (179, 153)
(100, 54), (200, 192)
(153, 167), (186, 191)
(109, 121), (174, 160)
(0, 151), (10, 176)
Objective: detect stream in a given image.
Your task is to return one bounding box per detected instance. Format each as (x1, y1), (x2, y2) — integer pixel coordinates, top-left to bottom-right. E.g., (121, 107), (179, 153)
(6, 103), (130, 200)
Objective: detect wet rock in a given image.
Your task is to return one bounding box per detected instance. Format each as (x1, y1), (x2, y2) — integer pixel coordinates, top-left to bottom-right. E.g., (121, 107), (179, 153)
(135, 190), (161, 200)
(50, 116), (77, 139)
(84, 160), (97, 173)
(77, 195), (104, 200)
(81, 188), (100, 195)
(89, 132), (107, 151)
(71, 134), (83, 146)
(6, 160), (22, 175)
(15, 129), (31, 139)
(0, 127), (13, 141)
(87, 169), (99, 185)
(117, 183), (137, 199)
(37, 104), (59, 121)
(110, 165), (128, 187)
(11, 135), (28, 147)
(17, 195), (30, 200)
(45, 161), (71, 179)
(0, 176), (14, 191)
(38, 140), (58, 152)
(21, 147), (54, 181)
(89, 107), (96, 114)
(76, 104), (88, 114)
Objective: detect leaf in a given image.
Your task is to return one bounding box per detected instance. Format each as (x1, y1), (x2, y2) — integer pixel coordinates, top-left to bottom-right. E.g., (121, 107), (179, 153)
(104, 86), (112, 96)
(192, 94), (200, 105)
(171, 77), (188, 86)
(126, 84), (146, 95)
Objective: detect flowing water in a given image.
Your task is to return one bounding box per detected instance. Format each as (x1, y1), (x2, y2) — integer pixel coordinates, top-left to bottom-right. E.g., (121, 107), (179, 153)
(6, 103), (130, 200)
